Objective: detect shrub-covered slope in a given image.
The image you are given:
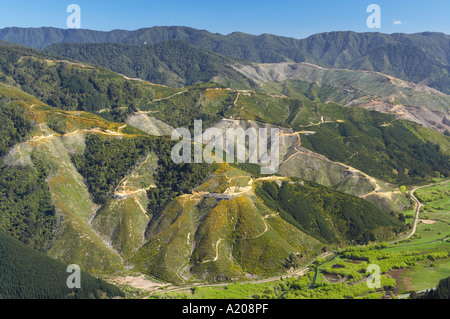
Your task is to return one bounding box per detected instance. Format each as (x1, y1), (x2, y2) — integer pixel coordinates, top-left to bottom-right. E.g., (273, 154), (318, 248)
(130, 166), (325, 283)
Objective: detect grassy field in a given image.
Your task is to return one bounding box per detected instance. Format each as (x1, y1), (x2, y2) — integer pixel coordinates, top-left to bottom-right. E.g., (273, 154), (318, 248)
(382, 180), (450, 292)
(416, 181), (450, 222)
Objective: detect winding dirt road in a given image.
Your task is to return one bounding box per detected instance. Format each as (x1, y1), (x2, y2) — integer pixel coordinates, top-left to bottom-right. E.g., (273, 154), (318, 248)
(406, 186), (424, 239)
(389, 180), (448, 243)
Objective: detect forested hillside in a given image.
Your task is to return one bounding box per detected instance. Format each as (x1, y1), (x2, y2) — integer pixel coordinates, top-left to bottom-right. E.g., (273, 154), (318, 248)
(0, 98), (33, 156)
(0, 158), (56, 250)
(0, 95), (55, 249)
(43, 41), (254, 88)
(299, 109), (450, 185)
(0, 230), (124, 299)
(255, 179), (405, 244)
(0, 43), (179, 123)
(139, 86), (450, 185)
(1, 45), (448, 188)
(2, 27), (446, 93)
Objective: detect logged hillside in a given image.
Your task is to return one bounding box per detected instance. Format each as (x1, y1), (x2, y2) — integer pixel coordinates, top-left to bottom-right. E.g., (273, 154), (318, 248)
(133, 85), (450, 185)
(130, 164), (406, 284)
(299, 110), (450, 185)
(2, 27), (447, 93)
(0, 46), (448, 187)
(204, 118), (410, 213)
(345, 42), (450, 94)
(234, 62), (450, 132)
(0, 84), (321, 283)
(39, 33), (450, 136)
(132, 166), (321, 283)
(0, 81), (413, 284)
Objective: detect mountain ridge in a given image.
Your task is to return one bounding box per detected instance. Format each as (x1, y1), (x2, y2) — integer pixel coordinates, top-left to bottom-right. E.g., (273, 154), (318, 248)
(43, 40), (254, 88)
(11, 26), (447, 93)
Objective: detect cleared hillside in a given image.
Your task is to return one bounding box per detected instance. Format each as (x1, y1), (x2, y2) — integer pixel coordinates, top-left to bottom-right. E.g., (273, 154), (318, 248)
(2, 27), (446, 92)
(235, 62), (450, 133)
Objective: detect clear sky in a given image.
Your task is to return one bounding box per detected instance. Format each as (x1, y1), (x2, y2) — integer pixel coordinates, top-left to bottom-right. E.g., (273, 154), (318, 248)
(0, 0), (449, 39)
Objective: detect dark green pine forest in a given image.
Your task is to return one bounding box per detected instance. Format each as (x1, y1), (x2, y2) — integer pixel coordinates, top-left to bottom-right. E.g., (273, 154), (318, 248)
(0, 230), (124, 299)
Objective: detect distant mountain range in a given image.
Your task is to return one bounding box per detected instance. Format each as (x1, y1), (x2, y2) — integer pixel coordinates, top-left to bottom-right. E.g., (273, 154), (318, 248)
(1, 26), (450, 94)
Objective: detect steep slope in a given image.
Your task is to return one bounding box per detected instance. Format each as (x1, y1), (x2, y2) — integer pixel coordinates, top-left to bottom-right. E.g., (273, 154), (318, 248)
(131, 165), (324, 283)
(130, 164), (404, 283)
(255, 179), (405, 244)
(235, 62), (450, 110)
(134, 85), (450, 185)
(0, 26), (212, 49)
(3, 27), (448, 65)
(234, 62), (450, 133)
(0, 83), (151, 272)
(0, 47), (447, 286)
(2, 44), (446, 186)
(68, 127), (219, 269)
(0, 87), (56, 249)
(0, 230), (124, 299)
(38, 37), (450, 131)
(43, 41), (254, 88)
(203, 118), (409, 213)
(91, 152), (158, 259)
(346, 42), (450, 94)
(2, 27), (447, 92)
(125, 113), (174, 136)
(0, 43), (180, 123)
(2, 41), (449, 136)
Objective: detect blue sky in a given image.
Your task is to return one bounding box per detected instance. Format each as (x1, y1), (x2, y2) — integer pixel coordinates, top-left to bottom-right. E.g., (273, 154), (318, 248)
(0, 0), (449, 39)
